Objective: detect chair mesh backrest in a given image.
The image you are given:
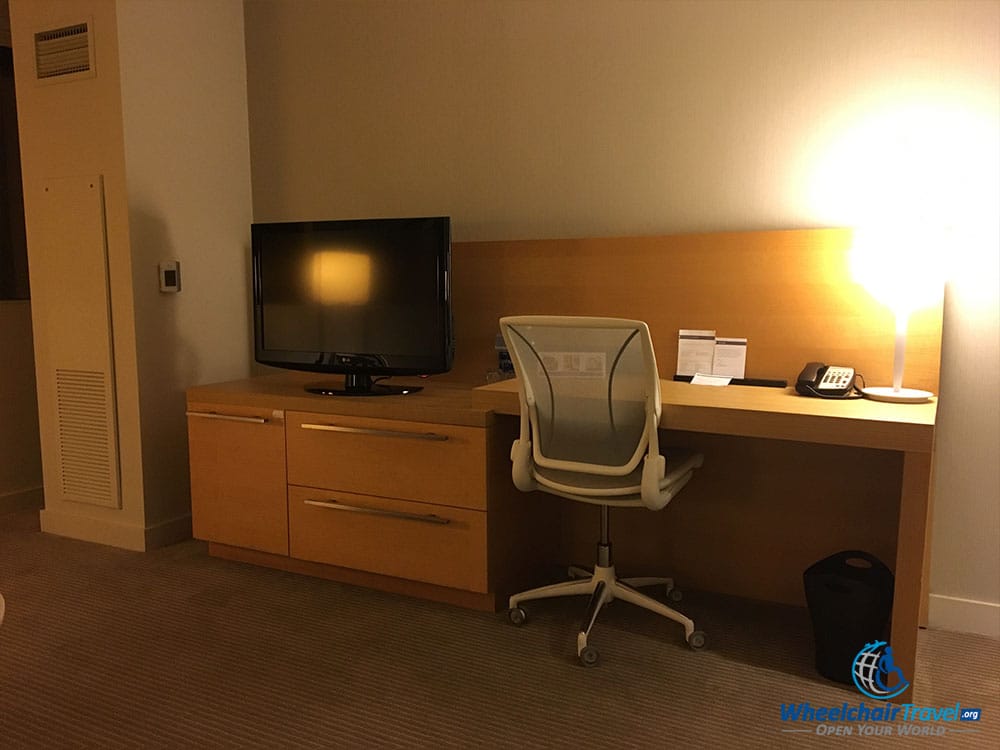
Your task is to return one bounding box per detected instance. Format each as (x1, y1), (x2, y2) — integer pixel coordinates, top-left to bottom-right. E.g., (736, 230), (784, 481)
(501, 317), (659, 473)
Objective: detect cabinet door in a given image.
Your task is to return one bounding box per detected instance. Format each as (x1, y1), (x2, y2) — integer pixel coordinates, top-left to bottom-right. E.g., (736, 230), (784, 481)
(187, 403), (288, 555)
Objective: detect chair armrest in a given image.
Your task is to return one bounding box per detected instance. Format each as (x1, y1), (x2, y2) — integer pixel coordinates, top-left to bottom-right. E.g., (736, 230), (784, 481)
(510, 439), (538, 492)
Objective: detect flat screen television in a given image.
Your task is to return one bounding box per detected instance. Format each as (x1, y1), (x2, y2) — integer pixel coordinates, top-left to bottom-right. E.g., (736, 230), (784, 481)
(252, 216), (453, 396)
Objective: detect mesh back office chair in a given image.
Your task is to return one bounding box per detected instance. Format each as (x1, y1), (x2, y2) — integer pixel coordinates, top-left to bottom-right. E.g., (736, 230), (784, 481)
(500, 315), (706, 666)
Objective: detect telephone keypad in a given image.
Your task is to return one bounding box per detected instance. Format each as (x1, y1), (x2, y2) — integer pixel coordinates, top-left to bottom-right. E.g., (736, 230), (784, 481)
(818, 366), (854, 390)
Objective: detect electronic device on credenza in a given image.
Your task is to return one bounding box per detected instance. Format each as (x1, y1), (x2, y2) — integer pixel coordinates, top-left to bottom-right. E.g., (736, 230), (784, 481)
(252, 216), (453, 396)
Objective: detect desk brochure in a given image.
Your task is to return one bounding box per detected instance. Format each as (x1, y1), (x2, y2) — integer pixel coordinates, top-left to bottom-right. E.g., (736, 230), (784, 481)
(677, 329), (747, 380)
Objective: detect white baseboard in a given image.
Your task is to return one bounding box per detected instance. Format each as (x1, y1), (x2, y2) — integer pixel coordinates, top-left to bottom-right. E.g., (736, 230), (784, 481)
(39, 507), (192, 552)
(928, 593), (1000, 638)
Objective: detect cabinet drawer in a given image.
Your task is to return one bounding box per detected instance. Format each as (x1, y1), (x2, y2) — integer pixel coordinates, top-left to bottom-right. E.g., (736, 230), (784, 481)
(288, 485), (488, 592)
(286, 412), (487, 509)
(187, 403), (288, 555)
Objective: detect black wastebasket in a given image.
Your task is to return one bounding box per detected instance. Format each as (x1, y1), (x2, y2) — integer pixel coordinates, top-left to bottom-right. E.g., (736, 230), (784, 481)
(803, 550), (894, 684)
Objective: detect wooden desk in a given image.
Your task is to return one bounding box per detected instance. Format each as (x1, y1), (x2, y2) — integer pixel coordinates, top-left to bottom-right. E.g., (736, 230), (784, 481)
(187, 371), (934, 699)
(479, 377), (936, 699)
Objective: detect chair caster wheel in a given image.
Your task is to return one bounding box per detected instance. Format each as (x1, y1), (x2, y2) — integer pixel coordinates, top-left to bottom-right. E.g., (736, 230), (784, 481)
(687, 630), (707, 650)
(579, 645), (600, 667)
(507, 606), (527, 626)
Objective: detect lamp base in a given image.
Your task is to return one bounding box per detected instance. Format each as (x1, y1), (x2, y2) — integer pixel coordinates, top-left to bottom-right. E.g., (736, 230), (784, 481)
(861, 386), (934, 404)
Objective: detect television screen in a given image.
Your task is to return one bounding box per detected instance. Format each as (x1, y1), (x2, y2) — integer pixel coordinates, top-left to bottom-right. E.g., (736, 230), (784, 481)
(252, 216), (453, 395)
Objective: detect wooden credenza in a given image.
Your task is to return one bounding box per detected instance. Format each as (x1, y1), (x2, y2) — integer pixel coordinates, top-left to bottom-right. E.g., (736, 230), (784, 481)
(186, 373), (554, 611)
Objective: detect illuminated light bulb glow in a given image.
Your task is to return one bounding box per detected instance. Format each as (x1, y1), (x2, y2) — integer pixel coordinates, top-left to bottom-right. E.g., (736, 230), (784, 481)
(310, 249), (372, 305)
(802, 83), (998, 403)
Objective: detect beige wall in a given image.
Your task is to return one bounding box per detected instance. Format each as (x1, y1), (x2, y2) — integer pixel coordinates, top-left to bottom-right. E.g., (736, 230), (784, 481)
(243, 0), (999, 633)
(116, 0), (252, 530)
(931, 270), (1000, 635)
(0, 300), (41, 508)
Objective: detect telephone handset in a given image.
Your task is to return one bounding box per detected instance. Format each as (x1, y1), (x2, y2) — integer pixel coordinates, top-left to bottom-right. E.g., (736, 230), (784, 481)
(795, 362), (860, 398)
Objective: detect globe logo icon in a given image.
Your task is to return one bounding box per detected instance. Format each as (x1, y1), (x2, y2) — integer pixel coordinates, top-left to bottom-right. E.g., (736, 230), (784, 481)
(852, 640), (910, 700)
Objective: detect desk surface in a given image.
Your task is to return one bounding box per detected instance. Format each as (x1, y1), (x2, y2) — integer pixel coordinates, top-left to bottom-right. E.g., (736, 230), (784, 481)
(478, 378), (936, 453)
(189, 373), (935, 453)
(188, 373), (498, 428)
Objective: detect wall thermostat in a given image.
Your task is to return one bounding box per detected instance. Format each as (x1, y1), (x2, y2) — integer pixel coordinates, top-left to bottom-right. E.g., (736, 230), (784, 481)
(158, 261), (181, 293)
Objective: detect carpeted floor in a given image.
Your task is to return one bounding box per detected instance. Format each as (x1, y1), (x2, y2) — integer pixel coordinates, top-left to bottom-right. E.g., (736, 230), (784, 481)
(1, 508), (997, 749)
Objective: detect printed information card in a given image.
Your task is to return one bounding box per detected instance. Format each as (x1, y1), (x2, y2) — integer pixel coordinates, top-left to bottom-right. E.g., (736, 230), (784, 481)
(691, 373), (732, 386)
(713, 337), (748, 379)
(676, 329), (716, 377)
(678, 329), (749, 384)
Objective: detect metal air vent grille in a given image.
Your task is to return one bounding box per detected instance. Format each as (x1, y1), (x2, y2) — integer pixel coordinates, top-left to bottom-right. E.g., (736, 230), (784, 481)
(56, 368), (118, 507)
(35, 23), (91, 80)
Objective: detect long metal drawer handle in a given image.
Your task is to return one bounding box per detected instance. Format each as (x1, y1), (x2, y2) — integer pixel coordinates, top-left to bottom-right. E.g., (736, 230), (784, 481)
(186, 411), (267, 424)
(304, 498), (451, 525)
(299, 423), (448, 441)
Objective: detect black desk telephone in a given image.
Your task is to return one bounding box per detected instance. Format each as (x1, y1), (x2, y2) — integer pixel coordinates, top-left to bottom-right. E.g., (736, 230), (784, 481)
(795, 362), (860, 398)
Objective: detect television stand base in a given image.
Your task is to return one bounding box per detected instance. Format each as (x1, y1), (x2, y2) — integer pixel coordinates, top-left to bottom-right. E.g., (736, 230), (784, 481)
(304, 376), (423, 396)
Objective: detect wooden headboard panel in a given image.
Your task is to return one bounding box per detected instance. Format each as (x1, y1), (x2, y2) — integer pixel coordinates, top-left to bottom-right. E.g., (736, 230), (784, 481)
(449, 228), (943, 392)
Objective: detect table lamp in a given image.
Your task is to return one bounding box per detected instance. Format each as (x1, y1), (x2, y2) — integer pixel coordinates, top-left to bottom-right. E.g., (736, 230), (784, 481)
(850, 226), (942, 403)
